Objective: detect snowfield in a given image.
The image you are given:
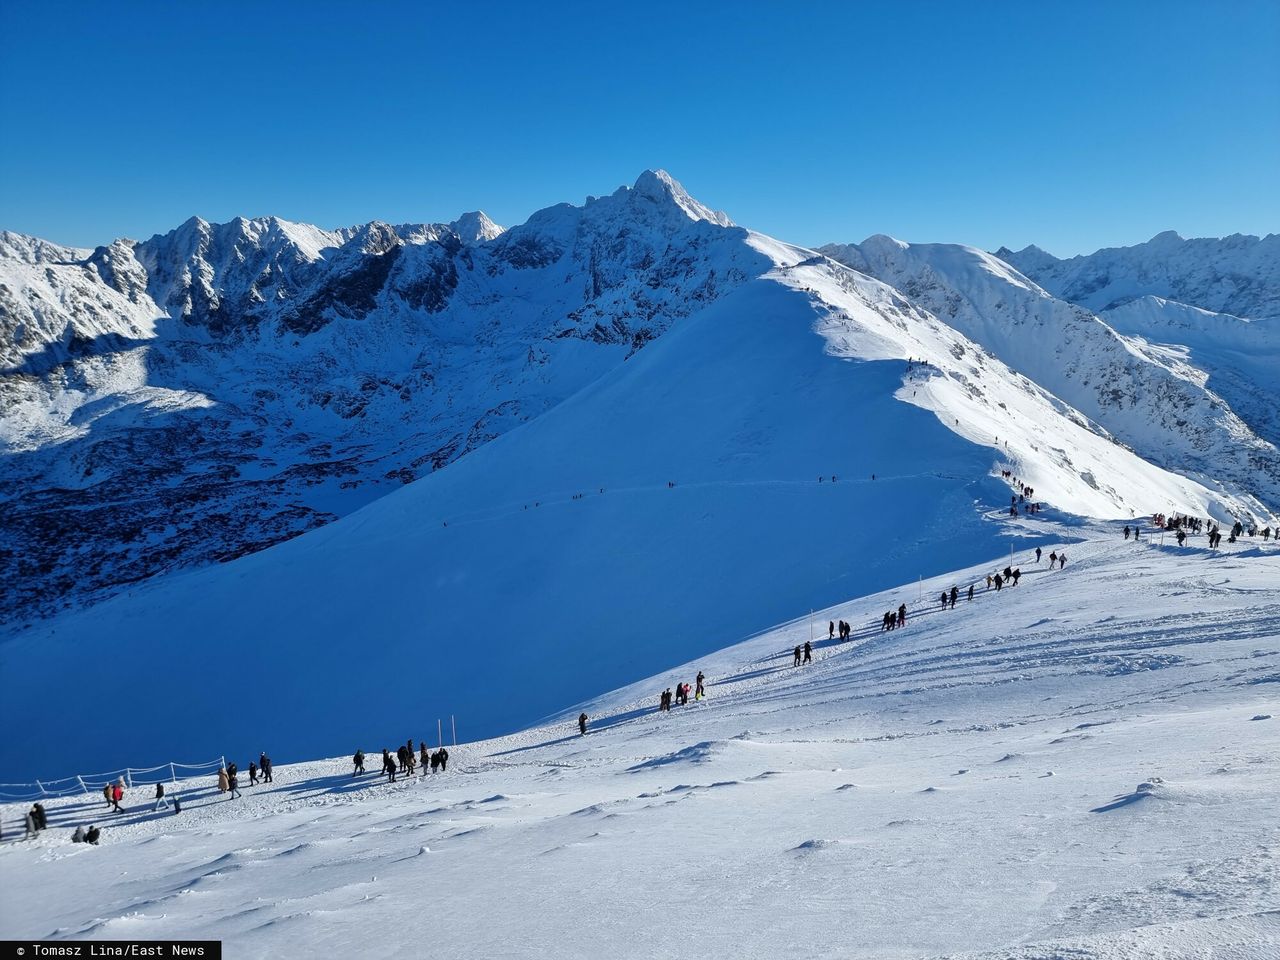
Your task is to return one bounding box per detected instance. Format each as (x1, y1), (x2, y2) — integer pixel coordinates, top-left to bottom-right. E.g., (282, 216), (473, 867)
(2, 518), (1277, 958)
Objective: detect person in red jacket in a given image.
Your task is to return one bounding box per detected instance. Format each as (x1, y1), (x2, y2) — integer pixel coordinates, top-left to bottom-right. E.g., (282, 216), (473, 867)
(111, 779), (125, 813)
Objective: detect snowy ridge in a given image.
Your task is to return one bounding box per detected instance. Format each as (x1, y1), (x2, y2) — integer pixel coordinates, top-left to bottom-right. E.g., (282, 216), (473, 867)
(997, 230), (1280, 320)
(820, 237), (1280, 515)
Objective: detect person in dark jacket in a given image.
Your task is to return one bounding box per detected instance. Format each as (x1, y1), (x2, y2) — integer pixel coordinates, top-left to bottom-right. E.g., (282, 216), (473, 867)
(382, 749), (396, 782)
(353, 750), (365, 776)
(578, 713), (588, 736)
(85, 825), (100, 845)
(803, 641), (812, 663)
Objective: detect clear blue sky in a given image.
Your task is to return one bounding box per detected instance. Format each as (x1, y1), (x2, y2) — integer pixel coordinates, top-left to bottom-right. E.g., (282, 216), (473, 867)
(2, 0), (1277, 255)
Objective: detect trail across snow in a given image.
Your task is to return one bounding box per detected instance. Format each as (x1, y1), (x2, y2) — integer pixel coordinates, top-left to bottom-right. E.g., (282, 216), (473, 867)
(2, 519), (1277, 959)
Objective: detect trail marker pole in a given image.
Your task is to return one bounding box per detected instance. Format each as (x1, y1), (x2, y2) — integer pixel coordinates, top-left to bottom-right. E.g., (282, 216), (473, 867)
(438, 719), (443, 750)
(809, 610), (814, 646)
(451, 715), (457, 748)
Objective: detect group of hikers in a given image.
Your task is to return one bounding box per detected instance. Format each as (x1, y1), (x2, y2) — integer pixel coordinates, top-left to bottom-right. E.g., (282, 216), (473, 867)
(657, 672), (705, 711)
(999, 471), (1044, 516)
(1128, 514), (1274, 549)
(829, 619), (853, 640)
(359, 741), (450, 782)
(216, 753), (274, 800)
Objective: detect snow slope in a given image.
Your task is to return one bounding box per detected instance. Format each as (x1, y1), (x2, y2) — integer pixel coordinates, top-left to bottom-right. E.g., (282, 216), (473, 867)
(997, 230), (1280, 320)
(0, 228), (1262, 781)
(3, 519), (1277, 958)
(820, 237), (1280, 516)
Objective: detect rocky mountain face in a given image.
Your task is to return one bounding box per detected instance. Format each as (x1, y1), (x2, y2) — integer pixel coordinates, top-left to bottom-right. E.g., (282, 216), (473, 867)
(0, 171), (757, 623)
(996, 231), (1280, 320)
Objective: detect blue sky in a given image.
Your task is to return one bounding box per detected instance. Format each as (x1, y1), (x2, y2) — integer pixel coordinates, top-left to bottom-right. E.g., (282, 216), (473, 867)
(1, 0), (1276, 255)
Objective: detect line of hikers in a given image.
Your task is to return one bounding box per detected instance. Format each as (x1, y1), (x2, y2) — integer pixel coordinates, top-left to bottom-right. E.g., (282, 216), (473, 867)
(358, 741), (450, 781)
(829, 619), (852, 641)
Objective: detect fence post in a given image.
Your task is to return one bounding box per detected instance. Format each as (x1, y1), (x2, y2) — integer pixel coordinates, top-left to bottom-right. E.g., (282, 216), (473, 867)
(125, 768), (133, 789)
(438, 719), (443, 749)
(36, 779), (47, 796)
(170, 762), (177, 784)
(78, 775), (88, 795)
(451, 715), (457, 747)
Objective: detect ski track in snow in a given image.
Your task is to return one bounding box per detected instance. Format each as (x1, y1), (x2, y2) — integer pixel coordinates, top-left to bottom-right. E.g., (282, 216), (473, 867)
(2, 518), (1277, 958)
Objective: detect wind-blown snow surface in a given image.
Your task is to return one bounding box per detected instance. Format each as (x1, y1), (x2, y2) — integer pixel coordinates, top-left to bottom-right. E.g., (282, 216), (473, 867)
(3, 522), (1278, 958)
(1, 229), (1258, 780)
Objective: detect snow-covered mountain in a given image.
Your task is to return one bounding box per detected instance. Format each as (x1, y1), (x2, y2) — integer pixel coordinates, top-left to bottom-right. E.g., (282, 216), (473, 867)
(819, 238), (1280, 510)
(996, 231), (1280, 320)
(3, 172), (1276, 779)
(0, 171), (755, 623)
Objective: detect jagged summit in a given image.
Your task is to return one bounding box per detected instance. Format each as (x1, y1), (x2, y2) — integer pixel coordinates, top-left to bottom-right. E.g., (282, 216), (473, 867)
(625, 169), (735, 228)
(450, 210), (504, 243)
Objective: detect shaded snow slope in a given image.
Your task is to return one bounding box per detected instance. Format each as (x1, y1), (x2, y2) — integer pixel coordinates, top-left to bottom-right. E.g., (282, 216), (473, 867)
(3, 521), (1277, 958)
(820, 238), (1280, 517)
(0, 235), (1259, 780)
(997, 230), (1280, 320)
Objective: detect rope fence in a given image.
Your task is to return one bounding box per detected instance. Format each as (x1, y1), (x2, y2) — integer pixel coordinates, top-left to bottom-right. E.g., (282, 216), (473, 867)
(0, 757), (225, 803)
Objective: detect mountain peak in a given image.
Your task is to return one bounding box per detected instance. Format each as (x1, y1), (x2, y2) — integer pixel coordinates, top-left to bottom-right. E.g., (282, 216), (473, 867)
(628, 169), (734, 228)
(450, 210), (504, 243)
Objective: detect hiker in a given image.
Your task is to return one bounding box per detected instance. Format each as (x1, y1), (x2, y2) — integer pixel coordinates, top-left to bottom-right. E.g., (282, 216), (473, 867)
(260, 753), (273, 783)
(72, 825), (86, 843)
(33, 802), (47, 830)
(967, 584), (974, 602)
(382, 749), (397, 782)
(228, 768), (241, 800)
(1012, 568), (1021, 586)
(23, 809), (36, 840)
(793, 645), (802, 666)
(1035, 547), (1042, 563)
(111, 779), (125, 813)
(695, 671), (705, 699)
(986, 574), (993, 590)
(436, 748), (449, 772)
(1123, 525), (1130, 540)
(579, 713), (589, 736)
(154, 783), (170, 811)
(829, 621), (835, 640)
(679, 682), (690, 705)
(353, 750), (365, 776)
(218, 766), (229, 794)
(420, 743), (430, 770)
(803, 641), (813, 663)
(940, 591), (948, 611)
(994, 573), (1003, 591)
(950, 586), (959, 608)
(1059, 552), (1067, 567)
(1048, 551), (1057, 568)
(248, 761), (258, 786)
(85, 825), (100, 845)
(103, 783), (113, 808)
